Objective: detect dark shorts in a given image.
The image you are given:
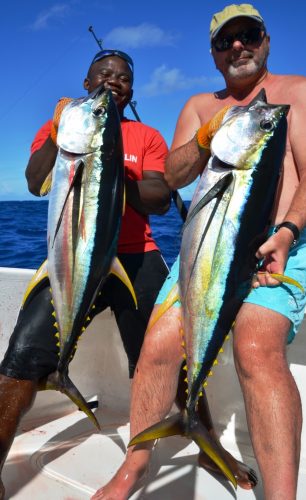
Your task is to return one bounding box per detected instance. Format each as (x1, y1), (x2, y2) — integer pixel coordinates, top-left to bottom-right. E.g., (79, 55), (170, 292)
(0, 251), (168, 380)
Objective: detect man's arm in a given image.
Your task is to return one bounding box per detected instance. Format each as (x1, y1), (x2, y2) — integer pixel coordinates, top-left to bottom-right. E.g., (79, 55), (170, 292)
(25, 136), (57, 196)
(165, 97), (210, 190)
(125, 171), (171, 215)
(26, 99), (72, 196)
(254, 78), (306, 286)
(165, 97), (230, 191)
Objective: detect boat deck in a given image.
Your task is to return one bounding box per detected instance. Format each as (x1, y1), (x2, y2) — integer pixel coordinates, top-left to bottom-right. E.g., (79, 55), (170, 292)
(1, 267), (306, 499)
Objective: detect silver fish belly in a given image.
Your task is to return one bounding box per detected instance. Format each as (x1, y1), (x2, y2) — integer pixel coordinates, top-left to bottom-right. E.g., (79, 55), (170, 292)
(45, 86), (124, 428)
(180, 89), (289, 410)
(128, 90), (289, 487)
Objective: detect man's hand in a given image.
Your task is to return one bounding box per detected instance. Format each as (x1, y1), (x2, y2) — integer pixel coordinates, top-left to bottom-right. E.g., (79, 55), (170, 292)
(252, 228), (294, 288)
(196, 105), (231, 150)
(50, 97), (72, 144)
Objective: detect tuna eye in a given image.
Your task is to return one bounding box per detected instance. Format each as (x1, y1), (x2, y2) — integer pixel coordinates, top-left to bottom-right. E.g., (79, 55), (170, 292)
(260, 119), (274, 131)
(93, 106), (106, 117)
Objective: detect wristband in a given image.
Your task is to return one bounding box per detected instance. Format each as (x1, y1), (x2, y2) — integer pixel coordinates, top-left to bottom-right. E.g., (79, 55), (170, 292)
(275, 221), (300, 247)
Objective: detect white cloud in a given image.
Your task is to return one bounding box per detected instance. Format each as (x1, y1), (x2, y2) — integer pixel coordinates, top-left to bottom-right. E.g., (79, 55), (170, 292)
(30, 4), (70, 31)
(104, 23), (178, 49)
(141, 65), (223, 96)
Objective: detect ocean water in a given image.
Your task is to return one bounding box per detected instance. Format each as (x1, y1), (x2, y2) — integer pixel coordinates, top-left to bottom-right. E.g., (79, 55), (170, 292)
(0, 200), (185, 270)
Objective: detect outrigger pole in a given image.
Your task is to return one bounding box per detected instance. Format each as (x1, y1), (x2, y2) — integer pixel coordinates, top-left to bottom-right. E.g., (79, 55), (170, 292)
(88, 26), (188, 223)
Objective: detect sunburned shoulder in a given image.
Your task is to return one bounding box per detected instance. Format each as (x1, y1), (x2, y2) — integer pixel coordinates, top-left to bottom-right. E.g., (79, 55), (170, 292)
(184, 92), (216, 108)
(267, 74), (306, 104)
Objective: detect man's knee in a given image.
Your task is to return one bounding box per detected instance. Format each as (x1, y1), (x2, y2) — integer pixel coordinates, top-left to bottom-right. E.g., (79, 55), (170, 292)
(140, 309), (183, 367)
(233, 305), (289, 379)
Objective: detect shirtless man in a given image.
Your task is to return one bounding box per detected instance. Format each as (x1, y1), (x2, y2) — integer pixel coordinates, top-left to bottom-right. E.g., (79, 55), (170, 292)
(94, 4), (306, 499)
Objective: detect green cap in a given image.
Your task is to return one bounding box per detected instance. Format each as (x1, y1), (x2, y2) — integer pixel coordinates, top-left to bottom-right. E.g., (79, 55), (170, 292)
(210, 3), (264, 40)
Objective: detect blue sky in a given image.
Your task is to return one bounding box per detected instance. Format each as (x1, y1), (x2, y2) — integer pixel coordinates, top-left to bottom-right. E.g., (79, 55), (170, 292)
(0, 0), (304, 201)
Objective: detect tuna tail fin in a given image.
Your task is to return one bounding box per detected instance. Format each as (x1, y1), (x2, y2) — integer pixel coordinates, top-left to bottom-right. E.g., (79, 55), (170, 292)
(39, 370), (100, 430)
(128, 410), (237, 489)
(129, 413), (185, 444)
(190, 418), (237, 489)
(110, 256), (138, 308)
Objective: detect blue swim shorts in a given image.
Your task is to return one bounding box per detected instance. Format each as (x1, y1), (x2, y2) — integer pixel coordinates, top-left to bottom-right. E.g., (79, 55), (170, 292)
(155, 227), (306, 343)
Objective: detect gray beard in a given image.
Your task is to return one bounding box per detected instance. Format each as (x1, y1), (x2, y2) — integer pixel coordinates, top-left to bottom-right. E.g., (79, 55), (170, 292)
(226, 46), (269, 80)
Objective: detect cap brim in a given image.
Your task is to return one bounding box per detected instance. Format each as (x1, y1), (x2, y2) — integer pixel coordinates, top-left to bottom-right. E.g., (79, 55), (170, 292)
(211, 15), (264, 41)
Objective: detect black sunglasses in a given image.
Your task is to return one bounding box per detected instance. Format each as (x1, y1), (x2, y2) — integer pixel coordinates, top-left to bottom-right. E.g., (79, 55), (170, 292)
(91, 49), (134, 72)
(212, 26), (266, 52)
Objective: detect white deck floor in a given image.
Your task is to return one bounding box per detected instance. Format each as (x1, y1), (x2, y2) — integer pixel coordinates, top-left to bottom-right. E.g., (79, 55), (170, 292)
(1, 267), (306, 499)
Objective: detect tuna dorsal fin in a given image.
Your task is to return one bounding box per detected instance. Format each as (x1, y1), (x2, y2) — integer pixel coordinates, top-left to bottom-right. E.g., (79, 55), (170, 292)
(248, 88), (267, 108)
(52, 161), (84, 248)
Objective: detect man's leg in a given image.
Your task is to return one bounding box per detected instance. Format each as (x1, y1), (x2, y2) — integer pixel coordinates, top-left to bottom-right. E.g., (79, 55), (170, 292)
(92, 305), (184, 500)
(0, 280), (60, 499)
(92, 303), (257, 499)
(176, 367), (258, 489)
(233, 303), (302, 500)
(0, 375), (38, 499)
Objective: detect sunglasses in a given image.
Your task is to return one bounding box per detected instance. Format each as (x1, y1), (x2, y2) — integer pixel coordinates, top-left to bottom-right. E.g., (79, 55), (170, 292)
(91, 49), (134, 72)
(212, 26), (266, 52)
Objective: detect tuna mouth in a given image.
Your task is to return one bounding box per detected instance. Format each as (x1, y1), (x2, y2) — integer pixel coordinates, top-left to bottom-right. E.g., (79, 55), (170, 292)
(59, 149), (99, 157)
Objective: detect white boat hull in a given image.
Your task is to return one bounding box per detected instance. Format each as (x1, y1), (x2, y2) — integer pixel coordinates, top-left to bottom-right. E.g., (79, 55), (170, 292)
(1, 267), (306, 499)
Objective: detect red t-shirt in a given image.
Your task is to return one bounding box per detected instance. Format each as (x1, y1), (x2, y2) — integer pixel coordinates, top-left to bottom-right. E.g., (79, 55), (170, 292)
(31, 118), (168, 253)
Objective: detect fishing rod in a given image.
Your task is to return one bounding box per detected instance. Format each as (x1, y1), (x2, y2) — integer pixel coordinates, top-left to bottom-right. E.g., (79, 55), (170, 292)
(88, 26), (188, 223)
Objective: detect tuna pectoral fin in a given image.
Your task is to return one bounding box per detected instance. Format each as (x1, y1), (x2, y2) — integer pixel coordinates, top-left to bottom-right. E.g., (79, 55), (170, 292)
(128, 411), (237, 489)
(110, 257), (138, 308)
(39, 370), (100, 430)
(147, 283), (180, 332)
(183, 172), (233, 230)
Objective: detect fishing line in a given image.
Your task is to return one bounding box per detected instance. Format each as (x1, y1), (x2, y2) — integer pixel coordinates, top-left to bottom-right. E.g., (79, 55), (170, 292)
(0, 33), (87, 123)
(88, 25), (188, 223)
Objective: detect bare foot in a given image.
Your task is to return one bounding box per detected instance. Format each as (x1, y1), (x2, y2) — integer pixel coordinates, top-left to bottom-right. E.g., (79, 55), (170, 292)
(198, 450), (257, 489)
(91, 456), (148, 500)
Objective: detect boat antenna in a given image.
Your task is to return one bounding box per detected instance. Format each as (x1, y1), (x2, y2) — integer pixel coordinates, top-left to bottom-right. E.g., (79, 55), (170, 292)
(88, 25), (188, 222)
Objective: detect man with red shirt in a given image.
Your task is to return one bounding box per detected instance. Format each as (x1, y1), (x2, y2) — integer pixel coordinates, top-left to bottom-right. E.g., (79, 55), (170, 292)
(0, 50), (170, 499)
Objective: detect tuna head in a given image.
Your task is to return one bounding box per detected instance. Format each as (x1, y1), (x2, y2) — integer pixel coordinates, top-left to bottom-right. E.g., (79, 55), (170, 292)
(57, 84), (117, 154)
(212, 88), (290, 170)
